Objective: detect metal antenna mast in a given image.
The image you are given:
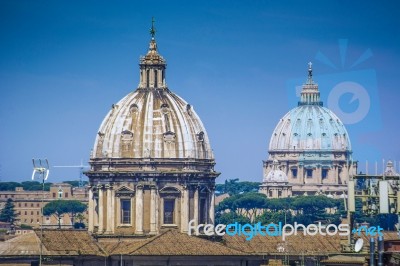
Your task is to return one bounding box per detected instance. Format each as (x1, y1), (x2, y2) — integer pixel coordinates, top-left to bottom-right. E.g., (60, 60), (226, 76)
(53, 160), (89, 187)
(32, 158), (50, 266)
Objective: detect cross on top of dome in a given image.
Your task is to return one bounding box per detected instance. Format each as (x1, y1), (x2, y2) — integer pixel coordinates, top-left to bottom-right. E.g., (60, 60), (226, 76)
(307, 62), (313, 84)
(150, 17), (156, 39)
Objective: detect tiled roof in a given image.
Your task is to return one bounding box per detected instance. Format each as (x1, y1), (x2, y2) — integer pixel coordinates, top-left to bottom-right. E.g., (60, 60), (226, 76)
(0, 232), (41, 256)
(39, 230), (106, 256)
(101, 230), (247, 256)
(222, 231), (400, 255)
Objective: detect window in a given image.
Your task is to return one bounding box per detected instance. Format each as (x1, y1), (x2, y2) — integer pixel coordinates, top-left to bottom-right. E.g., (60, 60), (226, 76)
(120, 199), (131, 224)
(58, 189), (63, 199)
(31, 211), (33, 215)
(322, 169), (328, 179)
(24, 203), (27, 207)
(278, 191), (282, 198)
(65, 192), (68, 198)
(307, 169), (313, 178)
(31, 203), (33, 207)
(53, 193), (56, 198)
(269, 191), (273, 198)
(199, 198), (207, 224)
(163, 199), (175, 224)
(18, 203), (21, 207)
(37, 211), (39, 215)
(25, 211), (27, 215)
(291, 168), (298, 178)
(37, 203), (40, 207)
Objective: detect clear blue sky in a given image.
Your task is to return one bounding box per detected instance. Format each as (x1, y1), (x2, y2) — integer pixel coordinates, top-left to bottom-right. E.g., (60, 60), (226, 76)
(1, 1), (399, 183)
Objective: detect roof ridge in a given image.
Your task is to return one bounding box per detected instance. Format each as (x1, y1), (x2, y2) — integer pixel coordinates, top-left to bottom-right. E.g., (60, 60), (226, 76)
(129, 229), (249, 256)
(126, 229), (171, 255)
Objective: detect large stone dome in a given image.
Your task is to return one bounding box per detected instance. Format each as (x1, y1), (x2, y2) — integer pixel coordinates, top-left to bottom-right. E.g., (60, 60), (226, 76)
(89, 36), (216, 174)
(92, 89), (213, 160)
(260, 63), (356, 198)
(269, 105), (351, 152)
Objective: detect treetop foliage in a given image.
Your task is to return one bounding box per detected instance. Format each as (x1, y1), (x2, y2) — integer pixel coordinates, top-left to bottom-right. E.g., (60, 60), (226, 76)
(0, 198), (17, 223)
(216, 179), (261, 196)
(0, 181), (52, 191)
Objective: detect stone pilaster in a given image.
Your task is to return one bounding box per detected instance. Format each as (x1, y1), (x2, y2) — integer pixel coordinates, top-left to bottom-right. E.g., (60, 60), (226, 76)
(88, 187), (94, 232)
(106, 184), (113, 233)
(150, 186), (158, 235)
(209, 188), (215, 224)
(97, 184), (104, 233)
(193, 186), (199, 226)
(135, 185), (144, 234)
(180, 186), (189, 233)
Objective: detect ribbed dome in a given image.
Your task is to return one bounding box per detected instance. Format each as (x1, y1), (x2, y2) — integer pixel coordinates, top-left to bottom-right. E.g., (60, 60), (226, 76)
(269, 63), (351, 153)
(91, 36), (214, 165)
(269, 105), (351, 151)
(92, 89), (213, 160)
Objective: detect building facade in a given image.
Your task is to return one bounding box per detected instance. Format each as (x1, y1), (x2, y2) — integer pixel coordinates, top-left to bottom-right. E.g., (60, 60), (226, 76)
(0, 183), (88, 228)
(85, 30), (219, 236)
(260, 63), (357, 198)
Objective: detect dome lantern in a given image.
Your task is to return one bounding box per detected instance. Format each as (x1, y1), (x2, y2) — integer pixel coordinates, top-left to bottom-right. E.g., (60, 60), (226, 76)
(298, 62), (322, 106)
(139, 18), (167, 89)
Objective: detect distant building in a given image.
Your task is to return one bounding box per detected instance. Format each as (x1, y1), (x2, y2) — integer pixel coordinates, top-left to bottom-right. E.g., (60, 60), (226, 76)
(260, 64), (357, 198)
(0, 183), (88, 228)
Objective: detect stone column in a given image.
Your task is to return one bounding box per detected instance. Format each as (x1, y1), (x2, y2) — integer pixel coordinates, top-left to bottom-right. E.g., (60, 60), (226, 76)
(150, 186), (158, 235)
(106, 184), (113, 233)
(149, 69), (154, 87)
(180, 186), (189, 233)
(335, 165), (339, 184)
(98, 184), (104, 233)
(316, 167), (322, 184)
(157, 68), (162, 87)
(135, 185), (143, 234)
(193, 186), (199, 226)
(208, 188), (215, 224)
(88, 187), (94, 232)
(299, 165), (304, 184)
(342, 164), (349, 184)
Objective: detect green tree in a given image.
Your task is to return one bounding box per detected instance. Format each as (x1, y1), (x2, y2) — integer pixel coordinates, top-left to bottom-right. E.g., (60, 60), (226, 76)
(43, 200), (87, 229)
(234, 192), (267, 221)
(43, 200), (70, 228)
(0, 198), (17, 223)
(291, 195), (337, 225)
(0, 182), (21, 191)
(21, 181), (52, 191)
(216, 179), (261, 196)
(67, 200), (87, 225)
(63, 180), (88, 187)
(216, 212), (251, 225)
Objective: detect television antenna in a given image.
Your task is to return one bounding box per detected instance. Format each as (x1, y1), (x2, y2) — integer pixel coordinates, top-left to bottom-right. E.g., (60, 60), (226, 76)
(31, 158), (49, 266)
(32, 158), (50, 181)
(53, 160), (89, 187)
